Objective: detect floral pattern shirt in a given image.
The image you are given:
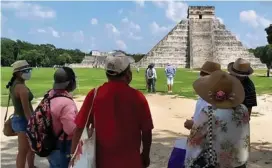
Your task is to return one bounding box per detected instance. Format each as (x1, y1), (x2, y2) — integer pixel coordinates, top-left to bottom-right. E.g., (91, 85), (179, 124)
(185, 105), (250, 168)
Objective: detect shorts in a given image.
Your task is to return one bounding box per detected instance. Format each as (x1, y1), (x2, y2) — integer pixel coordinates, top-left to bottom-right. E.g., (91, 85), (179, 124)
(48, 140), (72, 168)
(11, 115), (28, 133)
(167, 77), (174, 85)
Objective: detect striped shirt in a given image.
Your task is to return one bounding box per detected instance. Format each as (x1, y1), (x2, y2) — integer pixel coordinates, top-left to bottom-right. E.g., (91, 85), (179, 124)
(241, 77), (257, 108)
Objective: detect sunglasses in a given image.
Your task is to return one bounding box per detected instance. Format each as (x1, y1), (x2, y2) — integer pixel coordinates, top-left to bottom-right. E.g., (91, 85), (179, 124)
(20, 69), (32, 73)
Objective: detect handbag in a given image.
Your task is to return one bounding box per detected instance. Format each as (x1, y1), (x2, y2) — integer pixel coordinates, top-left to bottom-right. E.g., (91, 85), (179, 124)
(71, 88), (98, 168)
(3, 94), (17, 137)
(189, 106), (218, 168)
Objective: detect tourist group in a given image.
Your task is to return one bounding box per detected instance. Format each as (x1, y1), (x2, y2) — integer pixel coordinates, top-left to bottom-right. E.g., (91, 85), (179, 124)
(3, 55), (256, 168)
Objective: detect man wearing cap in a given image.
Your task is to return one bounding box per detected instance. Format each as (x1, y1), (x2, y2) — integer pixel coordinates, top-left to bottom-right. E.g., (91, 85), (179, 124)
(184, 61), (221, 130)
(47, 67), (78, 168)
(146, 63), (157, 93)
(71, 55), (154, 168)
(228, 58), (257, 117)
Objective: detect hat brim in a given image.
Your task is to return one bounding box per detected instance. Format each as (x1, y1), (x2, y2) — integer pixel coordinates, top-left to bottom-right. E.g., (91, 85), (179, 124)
(193, 74), (245, 109)
(53, 81), (70, 90)
(227, 62), (253, 77)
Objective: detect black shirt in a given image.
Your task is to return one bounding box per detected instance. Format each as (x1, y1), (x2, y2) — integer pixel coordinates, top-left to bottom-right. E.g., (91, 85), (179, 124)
(241, 77), (257, 108)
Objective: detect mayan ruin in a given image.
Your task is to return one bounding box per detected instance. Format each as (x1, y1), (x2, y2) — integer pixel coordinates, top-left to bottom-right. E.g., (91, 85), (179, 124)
(69, 6), (266, 69)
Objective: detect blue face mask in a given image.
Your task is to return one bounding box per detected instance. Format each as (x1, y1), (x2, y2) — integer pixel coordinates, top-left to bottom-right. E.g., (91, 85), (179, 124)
(21, 71), (32, 80)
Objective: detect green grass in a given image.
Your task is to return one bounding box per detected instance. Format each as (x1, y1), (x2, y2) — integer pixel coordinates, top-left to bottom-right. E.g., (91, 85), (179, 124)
(1, 67), (271, 106)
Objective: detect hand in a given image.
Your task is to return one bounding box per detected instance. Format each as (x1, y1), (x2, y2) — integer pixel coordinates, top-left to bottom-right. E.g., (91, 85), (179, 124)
(68, 157), (75, 168)
(184, 119), (194, 130)
(141, 153), (150, 168)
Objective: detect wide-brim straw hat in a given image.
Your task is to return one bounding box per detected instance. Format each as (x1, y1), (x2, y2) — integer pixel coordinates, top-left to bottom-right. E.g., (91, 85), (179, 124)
(11, 60), (32, 73)
(227, 58), (253, 77)
(193, 70), (245, 109)
(200, 61), (221, 74)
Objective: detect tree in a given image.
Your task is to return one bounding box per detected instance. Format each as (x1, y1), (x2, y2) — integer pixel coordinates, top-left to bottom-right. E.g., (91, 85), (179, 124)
(265, 24), (272, 44)
(254, 45), (272, 77)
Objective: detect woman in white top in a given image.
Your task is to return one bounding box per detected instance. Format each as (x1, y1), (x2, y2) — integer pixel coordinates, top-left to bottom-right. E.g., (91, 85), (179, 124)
(185, 70), (249, 168)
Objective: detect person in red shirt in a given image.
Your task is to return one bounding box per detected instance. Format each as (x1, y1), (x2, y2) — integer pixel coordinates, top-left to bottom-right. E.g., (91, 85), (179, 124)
(70, 54), (154, 168)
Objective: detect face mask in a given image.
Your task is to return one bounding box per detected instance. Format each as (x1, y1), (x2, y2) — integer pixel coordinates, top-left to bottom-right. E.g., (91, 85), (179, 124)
(21, 72), (32, 80)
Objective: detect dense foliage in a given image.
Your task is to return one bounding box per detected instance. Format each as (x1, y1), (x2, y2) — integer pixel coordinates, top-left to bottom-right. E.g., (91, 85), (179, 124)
(1, 37), (85, 67)
(265, 24), (272, 44)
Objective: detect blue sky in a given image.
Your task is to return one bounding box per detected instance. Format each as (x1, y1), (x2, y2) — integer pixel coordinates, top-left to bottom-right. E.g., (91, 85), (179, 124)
(1, 1), (272, 54)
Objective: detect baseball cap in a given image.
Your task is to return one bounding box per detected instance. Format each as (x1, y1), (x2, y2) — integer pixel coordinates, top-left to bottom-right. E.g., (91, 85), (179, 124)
(105, 55), (134, 76)
(53, 67), (74, 89)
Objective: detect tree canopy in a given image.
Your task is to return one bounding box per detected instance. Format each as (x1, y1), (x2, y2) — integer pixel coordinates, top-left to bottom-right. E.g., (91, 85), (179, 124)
(1, 37), (85, 67)
(265, 24), (272, 44)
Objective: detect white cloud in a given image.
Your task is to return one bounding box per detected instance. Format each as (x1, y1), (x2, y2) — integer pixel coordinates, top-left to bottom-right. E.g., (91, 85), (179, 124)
(166, 1), (188, 22)
(217, 17), (224, 24)
(2, 2), (56, 20)
(48, 27), (60, 38)
(116, 40), (127, 50)
(153, 1), (166, 8)
(150, 21), (170, 35)
(121, 17), (141, 32)
(72, 30), (85, 43)
(118, 9), (123, 15)
(128, 32), (143, 40)
(105, 23), (120, 36)
(135, 0), (145, 7)
(91, 18), (98, 25)
(37, 29), (46, 33)
(31, 27), (60, 38)
(240, 10), (271, 28)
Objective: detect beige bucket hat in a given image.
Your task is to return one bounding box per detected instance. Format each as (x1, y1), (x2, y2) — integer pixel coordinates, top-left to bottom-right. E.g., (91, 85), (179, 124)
(227, 58), (253, 76)
(193, 70), (245, 109)
(11, 60), (32, 73)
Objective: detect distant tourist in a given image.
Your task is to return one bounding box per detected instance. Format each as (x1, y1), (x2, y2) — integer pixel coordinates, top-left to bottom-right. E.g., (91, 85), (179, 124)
(227, 58), (257, 117)
(185, 70), (249, 168)
(165, 63), (176, 93)
(6, 60), (36, 168)
(145, 65), (151, 90)
(137, 67), (140, 73)
(184, 61), (221, 130)
(46, 67), (78, 168)
(70, 55), (154, 168)
(146, 63), (157, 93)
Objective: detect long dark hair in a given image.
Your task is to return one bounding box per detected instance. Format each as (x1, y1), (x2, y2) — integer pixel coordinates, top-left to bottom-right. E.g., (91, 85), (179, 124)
(6, 74), (16, 89)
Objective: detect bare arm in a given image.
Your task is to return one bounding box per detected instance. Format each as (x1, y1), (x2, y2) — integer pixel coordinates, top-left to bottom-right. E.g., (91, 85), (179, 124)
(17, 84), (32, 119)
(142, 130), (152, 156)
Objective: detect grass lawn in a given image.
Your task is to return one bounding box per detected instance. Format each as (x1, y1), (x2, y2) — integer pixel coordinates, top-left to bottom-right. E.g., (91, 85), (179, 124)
(1, 67), (271, 106)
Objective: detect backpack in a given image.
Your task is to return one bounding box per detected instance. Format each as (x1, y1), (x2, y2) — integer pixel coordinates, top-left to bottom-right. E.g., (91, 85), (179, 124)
(26, 90), (73, 157)
(147, 68), (154, 78)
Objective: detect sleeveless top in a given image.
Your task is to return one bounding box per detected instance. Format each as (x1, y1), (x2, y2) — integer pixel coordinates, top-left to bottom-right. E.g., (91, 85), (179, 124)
(9, 80), (34, 117)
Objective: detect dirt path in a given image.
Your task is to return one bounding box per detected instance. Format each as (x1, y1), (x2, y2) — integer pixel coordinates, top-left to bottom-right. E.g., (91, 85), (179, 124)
(1, 94), (272, 168)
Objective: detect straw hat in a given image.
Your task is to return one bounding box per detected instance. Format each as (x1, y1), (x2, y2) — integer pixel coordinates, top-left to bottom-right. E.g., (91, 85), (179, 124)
(200, 61), (221, 74)
(193, 70), (245, 109)
(227, 58), (253, 76)
(11, 60), (32, 73)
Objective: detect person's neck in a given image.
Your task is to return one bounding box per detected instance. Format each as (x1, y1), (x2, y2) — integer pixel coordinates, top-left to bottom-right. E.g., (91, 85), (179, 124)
(108, 79), (127, 84)
(15, 78), (25, 84)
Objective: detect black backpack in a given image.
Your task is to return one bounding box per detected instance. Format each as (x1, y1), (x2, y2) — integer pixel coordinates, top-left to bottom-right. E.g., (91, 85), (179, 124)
(26, 90), (72, 157)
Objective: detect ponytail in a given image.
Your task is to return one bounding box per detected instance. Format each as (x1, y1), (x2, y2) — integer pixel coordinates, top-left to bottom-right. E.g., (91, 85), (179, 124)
(6, 75), (16, 89)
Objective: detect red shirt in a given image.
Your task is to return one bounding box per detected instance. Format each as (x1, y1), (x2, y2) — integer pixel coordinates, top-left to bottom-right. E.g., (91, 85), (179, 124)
(75, 81), (154, 168)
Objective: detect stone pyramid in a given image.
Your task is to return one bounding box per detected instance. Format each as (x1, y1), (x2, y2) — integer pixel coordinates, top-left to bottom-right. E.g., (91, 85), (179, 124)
(136, 6), (265, 69)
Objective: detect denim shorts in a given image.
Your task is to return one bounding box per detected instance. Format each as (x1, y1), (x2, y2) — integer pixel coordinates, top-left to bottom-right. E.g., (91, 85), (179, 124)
(48, 140), (72, 168)
(11, 115), (28, 133)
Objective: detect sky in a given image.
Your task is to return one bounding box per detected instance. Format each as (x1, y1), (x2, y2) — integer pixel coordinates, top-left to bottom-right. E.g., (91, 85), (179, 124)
(1, 0), (272, 54)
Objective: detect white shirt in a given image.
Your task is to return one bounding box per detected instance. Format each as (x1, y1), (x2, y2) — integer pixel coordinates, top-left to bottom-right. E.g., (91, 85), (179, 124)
(192, 97), (209, 121)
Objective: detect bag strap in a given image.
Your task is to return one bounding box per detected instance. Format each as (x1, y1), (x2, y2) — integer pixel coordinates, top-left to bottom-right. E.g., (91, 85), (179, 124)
(85, 88), (98, 129)
(207, 106), (215, 165)
(4, 94), (11, 122)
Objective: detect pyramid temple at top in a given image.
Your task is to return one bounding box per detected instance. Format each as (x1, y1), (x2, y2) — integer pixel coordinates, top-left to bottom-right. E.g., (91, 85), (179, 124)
(135, 6), (265, 69)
